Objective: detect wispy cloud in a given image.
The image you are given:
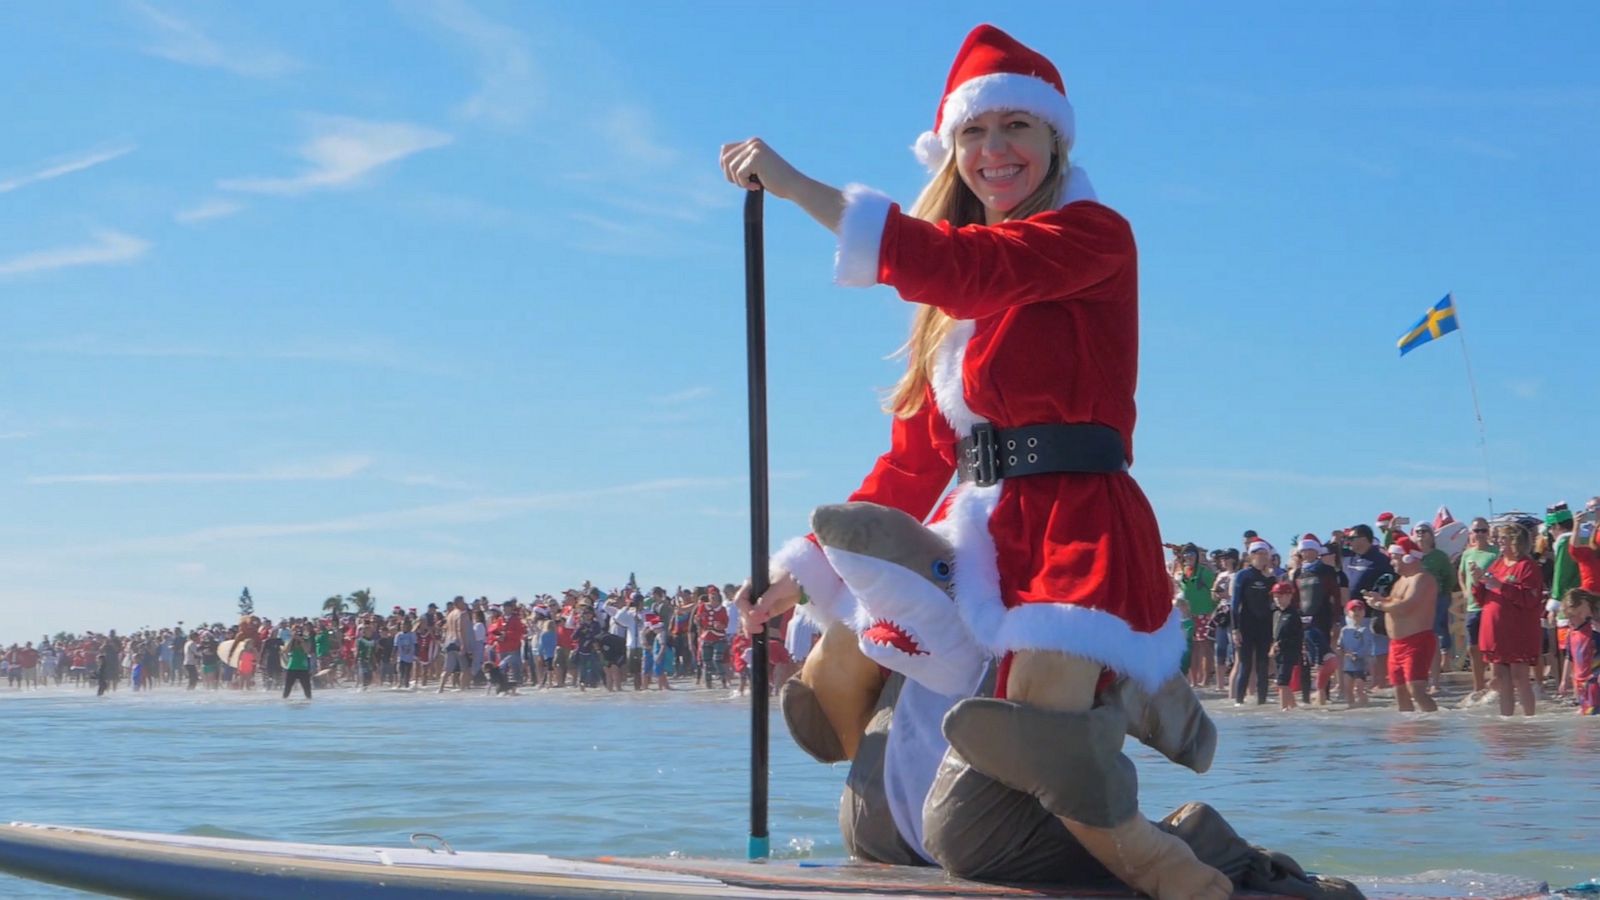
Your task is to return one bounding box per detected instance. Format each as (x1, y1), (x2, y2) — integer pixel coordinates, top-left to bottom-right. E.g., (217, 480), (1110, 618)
(219, 116), (452, 195)
(0, 230), (150, 277)
(1508, 377), (1542, 399)
(602, 105), (677, 168)
(563, 211), (719, 258)
(1447, 136), (1517, 161)
(411, 0), (542, 126)
(28, 455), (371, 486)
(1313, 85), (1600, 111)
(0, 431), (36, 441)
(1147, 465), (1487, 495)
(92, 475), (745, 551)
(0, 145), (136, 194)
(128, 1), (303, 78)
(22, 334), (446, 375)
(174, 198), (245, 224)
(655, 386), (712, 404)
(392, 474), (477, 491)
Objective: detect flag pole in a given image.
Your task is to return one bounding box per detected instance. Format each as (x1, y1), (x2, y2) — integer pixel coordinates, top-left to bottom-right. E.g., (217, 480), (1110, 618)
(1450, 293), (1494, 516)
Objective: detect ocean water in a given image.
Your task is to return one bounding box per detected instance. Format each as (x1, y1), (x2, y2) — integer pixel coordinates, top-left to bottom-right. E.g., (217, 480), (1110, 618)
(1, 683), (1596, 898)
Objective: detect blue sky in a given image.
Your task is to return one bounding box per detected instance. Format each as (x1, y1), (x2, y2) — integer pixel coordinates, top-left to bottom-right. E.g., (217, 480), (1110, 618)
(3, 2), (1597, 638)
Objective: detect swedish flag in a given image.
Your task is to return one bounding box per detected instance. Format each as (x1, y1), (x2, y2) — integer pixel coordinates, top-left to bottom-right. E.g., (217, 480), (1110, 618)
(1397, 293), (1459, 356)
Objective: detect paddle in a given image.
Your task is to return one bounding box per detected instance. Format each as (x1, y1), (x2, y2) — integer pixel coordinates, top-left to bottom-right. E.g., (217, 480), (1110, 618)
(742, 183), (771, 861)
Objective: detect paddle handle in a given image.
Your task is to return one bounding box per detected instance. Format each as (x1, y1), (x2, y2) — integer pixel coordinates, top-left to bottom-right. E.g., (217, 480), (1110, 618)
(743, 185), (771, 861)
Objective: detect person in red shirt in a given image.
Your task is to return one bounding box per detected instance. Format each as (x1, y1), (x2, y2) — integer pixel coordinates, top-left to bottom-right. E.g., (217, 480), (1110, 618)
(554, 609), (576, 688)
(1568, 499), (1600, 592)
(495, 602), (527, 685)
(414, 625), (437, 688)
(15, 643), (39, 689)
(696, 594), (729, 690)
(1471, 523), (1546, 716)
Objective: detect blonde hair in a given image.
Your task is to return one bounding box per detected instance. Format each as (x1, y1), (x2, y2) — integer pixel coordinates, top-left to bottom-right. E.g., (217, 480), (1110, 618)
(1496, 523), (1532, 559)
(885, 131), (1070, 418)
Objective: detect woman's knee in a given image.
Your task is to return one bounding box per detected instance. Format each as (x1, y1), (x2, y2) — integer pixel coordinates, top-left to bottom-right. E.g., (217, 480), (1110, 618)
(1003, 650), (1103, 713)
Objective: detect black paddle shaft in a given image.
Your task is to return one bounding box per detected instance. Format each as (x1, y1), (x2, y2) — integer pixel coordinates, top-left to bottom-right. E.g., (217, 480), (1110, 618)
(743, 186), (771, 859)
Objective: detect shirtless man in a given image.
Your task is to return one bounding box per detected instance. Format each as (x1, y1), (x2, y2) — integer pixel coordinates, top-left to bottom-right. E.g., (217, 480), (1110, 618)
(1364, 536), (1438, 712)
(438, 597), (472, 693)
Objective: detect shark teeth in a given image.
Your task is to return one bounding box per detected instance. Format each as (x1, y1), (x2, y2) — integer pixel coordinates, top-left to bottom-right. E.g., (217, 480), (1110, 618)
(862, 619), (928, 656)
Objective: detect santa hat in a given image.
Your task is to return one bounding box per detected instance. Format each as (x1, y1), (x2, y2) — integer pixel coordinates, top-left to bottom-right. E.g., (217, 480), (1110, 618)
(1246, 539), (1274, 555)
(913, 24), (1076, 173)
(1376, 511), (1396, 525)
(1387, 535), (1423, 563)
(1298, 533), (1325, 554)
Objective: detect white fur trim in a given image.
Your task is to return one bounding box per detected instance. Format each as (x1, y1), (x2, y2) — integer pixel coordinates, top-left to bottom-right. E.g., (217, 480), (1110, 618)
(932, 481), (1184, 692)
(912, 130), (947, 172)
(1062, 165), (1097, 204)
(929, 318), (982, 434)
(994, 604), (1186, 694)
(772, 536), (857, 628)
(834, 184), (893, 287)
(915, 72), (1076, 173)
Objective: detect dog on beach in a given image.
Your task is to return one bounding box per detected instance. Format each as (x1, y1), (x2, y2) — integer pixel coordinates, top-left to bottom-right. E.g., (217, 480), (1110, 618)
(482, 660), (517, 695)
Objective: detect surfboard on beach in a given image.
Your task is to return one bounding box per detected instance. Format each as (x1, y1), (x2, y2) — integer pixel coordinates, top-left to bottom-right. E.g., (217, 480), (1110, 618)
(0, 822), (1554, 900)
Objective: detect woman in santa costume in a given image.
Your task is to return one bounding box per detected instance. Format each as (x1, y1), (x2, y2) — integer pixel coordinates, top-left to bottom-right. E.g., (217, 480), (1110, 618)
(725, 24), (1357, 900)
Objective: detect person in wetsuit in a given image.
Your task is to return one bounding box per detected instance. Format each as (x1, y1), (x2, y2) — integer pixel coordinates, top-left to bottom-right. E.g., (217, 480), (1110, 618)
(1293, 536), (1344, 704)
(1231, 541), (1277, 705)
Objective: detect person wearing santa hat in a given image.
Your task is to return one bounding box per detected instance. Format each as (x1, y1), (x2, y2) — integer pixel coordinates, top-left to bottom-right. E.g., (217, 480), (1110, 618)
(1291, 534), (1342, 705)
(1363, 536), (1439, 712)
(725, 23), (1356, 900)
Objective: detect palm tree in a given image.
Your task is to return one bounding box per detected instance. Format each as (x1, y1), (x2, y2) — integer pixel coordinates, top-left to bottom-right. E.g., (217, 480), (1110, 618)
(322, 594), (348, 617)
(348, 588), (376, 616)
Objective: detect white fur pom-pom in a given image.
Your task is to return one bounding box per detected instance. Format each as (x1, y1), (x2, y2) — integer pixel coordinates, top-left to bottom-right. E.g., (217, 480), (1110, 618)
(911, 130), (948, 173)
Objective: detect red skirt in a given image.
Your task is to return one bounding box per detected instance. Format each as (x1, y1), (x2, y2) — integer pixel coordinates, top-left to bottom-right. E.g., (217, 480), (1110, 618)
(1479, 601), (1541, 665)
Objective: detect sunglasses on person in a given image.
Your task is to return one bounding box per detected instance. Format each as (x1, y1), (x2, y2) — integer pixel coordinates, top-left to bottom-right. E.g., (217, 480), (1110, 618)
(1471, 527), (1489, 534)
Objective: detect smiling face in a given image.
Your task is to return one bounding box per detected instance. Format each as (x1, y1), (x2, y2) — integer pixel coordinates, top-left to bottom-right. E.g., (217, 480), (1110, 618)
(953, 109), (1057, 224)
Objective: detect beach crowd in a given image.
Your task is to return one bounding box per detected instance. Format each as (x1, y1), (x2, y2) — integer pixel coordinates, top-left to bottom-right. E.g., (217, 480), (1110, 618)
(1, 583), (813, 701)
(6, 500), (1599, 719)
(1169, 499), (1600, 717)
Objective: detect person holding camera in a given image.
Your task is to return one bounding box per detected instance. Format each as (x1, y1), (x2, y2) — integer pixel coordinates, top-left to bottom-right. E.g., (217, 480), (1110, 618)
(1471, 523), (1545, 716)
(282, 627), (313, 700)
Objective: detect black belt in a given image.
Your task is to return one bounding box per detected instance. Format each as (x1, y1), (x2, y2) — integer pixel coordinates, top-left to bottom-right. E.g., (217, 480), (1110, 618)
(957, 422), (1127, 487)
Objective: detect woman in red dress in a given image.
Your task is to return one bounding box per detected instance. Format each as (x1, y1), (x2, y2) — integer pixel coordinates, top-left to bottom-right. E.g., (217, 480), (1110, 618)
(1471, 523), (1544, 716)
(723, 24), (1232, 900)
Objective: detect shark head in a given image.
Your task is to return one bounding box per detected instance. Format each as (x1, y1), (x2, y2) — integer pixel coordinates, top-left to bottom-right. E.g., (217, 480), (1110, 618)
(811, 502), (984, 696)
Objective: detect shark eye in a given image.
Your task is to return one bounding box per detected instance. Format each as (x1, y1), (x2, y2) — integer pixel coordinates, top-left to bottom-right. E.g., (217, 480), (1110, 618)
(930, 559), (952, 581)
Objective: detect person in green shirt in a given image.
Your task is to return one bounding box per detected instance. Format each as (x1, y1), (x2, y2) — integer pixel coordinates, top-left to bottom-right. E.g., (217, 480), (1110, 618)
(1548, 507), (1580, 607)
(1410, 522), (1458, 686)
(1546, 506), (1578, 696)
(1457, 517), (1499, 694)
(282, 627), (313, 700)
(1170, 544), (1217, 688)
(356, 623), (378, 691)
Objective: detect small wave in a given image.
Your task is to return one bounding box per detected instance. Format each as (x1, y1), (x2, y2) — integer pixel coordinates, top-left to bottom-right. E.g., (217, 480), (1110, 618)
(177, 824), (264, 840)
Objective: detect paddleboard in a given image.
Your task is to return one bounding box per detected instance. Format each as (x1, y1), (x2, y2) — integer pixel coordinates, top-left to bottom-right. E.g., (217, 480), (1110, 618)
(0, 822), (1552, 900)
